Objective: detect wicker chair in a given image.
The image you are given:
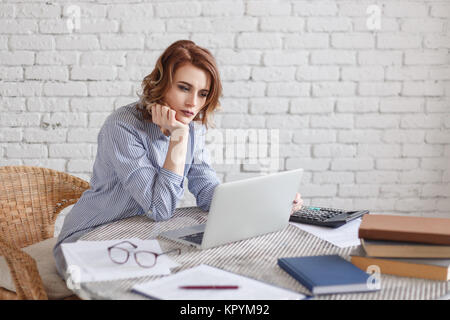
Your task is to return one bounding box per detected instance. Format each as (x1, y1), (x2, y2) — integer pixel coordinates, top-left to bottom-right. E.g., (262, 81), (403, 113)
(0, 166), (90, 300)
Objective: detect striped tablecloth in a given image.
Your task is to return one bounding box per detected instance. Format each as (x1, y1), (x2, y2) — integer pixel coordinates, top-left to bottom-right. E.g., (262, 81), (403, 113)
(74, 207), (449, 300)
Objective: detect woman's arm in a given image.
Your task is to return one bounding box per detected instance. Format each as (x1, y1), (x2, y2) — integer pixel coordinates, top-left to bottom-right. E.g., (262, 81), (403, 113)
(151, 103), (190, 177)
(187, 125), (220, 211)
(163, 128), (189, 177)
(103, 121), (185, 221)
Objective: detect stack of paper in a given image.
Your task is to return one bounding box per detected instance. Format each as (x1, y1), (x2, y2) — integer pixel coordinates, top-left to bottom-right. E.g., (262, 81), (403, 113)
(61, 238), (180, 283)
(132, 264), (307, 300)
(290, 218), (362, 248)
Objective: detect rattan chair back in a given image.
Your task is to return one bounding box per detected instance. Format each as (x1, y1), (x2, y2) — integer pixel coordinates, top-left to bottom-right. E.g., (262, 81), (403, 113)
(0, 166), (89, 299)
(0, 166), (89, 248)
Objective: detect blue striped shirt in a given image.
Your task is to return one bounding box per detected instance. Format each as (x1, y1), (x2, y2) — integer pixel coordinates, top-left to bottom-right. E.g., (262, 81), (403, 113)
(53, 101), (219, 273)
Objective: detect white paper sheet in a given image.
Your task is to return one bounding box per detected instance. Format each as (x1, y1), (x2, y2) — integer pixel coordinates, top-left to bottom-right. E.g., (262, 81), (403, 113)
(61, 238), (180, 282)
(290, 218), (362, 248)
(132, 264), (306, 300)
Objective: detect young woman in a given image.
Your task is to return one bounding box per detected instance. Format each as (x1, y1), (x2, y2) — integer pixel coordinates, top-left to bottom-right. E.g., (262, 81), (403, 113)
(53, 40), (303, 278)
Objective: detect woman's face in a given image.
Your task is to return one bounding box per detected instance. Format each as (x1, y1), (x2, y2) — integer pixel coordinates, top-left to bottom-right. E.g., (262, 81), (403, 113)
(163, 63), (211, 125)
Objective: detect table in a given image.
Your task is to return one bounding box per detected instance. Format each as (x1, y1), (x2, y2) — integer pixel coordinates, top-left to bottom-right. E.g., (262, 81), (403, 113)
(71, 207), (449, 300)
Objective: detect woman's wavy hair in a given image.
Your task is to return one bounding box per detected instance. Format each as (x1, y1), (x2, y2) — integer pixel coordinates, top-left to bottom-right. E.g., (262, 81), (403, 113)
(137, 40), (222, 128)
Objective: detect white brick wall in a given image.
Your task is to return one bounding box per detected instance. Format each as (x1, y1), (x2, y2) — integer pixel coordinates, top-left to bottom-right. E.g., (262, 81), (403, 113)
(0, 0), (449, 236)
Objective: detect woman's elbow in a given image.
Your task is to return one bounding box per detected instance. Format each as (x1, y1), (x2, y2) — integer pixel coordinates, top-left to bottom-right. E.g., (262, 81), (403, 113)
(147, 206), (174, 222)
(198, 200), (211, 212)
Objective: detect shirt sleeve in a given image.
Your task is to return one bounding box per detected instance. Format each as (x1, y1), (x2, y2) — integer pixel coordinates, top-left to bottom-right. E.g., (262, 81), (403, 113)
(102, 121), (184, 221)
(187, 125), (220, 212)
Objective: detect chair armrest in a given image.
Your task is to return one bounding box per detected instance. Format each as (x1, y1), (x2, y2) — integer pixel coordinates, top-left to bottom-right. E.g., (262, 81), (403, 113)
(0, 239), (48, 300)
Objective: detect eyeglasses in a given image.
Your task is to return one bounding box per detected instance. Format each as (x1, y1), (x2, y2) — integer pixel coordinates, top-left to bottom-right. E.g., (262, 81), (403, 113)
(107, 240), (181, 268)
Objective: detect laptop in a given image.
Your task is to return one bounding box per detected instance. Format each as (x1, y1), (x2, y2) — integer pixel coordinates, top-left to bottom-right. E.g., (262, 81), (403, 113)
(159, 168), (303, 249)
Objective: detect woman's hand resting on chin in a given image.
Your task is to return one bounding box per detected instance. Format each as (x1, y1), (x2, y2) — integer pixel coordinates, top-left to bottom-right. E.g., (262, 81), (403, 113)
(149, 103), (189, 136)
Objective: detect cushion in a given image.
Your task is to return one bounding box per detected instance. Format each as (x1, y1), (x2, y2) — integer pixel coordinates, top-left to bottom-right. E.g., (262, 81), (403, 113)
(0, 237), (73, 299)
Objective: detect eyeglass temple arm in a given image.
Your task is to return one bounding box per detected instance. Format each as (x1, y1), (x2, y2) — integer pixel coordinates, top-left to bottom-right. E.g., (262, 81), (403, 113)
(159, 248), (180, 256)
(108, 240), (138, 249)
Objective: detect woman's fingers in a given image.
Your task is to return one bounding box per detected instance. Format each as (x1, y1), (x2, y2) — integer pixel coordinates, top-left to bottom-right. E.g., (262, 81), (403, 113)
(152, 104), (165, 124)
(297, 193), (303, 205)
(296, 193), (303, 207)
(152, 104), (160, 121)
(157, 104), (165, 120)
(291, 193), (303, 215)
(168, 109), (177, 124)
(161, 105), (170, 121)
(150, 103), (189, 135)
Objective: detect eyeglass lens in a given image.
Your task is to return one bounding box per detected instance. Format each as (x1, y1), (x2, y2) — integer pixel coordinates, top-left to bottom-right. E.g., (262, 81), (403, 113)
(134, 252), (157, 268)
(109, 247), (129, 264)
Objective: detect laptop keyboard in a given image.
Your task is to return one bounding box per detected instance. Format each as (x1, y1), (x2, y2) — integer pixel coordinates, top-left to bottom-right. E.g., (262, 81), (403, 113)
(180, 232), (204, 245)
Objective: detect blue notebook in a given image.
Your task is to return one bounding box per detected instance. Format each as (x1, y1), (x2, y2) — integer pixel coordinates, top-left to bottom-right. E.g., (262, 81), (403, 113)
(278, 255), (380, 295)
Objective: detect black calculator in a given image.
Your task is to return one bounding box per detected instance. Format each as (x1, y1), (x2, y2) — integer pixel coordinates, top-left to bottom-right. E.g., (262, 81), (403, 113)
(289, 206), (369, 228)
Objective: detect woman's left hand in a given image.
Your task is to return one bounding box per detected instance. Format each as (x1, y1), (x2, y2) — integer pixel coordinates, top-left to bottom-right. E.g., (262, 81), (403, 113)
(291, 192), (303, 215)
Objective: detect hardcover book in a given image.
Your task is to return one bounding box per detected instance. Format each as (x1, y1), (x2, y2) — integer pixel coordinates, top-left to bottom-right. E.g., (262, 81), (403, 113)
(358, 214), (450, 245)
(278, 255), (380, 295)
(350, 247), (450, 281)
(361, 239), (450, 258)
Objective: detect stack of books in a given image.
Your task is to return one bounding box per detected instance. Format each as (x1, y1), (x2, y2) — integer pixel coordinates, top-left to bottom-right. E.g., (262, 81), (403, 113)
(350, 214), (450, 281)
